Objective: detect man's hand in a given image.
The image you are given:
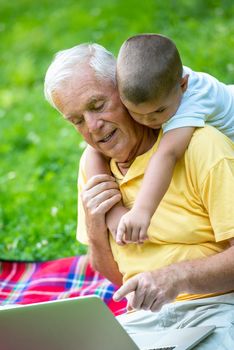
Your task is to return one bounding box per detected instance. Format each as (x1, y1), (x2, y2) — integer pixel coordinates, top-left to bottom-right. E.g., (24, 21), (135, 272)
(116, 208), (151, 245)
(113, 265), (183, 312)
(81, 174), (123, 285)
(81, 174), (121, 238)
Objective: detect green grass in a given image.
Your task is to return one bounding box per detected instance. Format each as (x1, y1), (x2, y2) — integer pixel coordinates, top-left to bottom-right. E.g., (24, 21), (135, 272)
(1, 0), (234, 260)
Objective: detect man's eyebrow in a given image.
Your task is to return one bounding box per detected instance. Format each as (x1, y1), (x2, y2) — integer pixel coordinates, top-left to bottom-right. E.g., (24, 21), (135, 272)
(86, 95), (105, 107)
(65, 95), (106, 120)
(65, 112), (82, 121)
(65, 115), (78, 121)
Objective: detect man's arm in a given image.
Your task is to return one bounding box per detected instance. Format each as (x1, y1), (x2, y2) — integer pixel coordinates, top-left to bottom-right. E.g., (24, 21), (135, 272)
(85, 145), (129, 241)
(114, 238), (234, 311)
(81, 174), (123, 285)
(180, 237), (234, 294)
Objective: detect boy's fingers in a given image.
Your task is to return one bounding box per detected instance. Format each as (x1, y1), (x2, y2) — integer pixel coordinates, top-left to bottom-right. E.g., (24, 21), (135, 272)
(131, 226), (141, 243)
(124, 223), (133, 242)
(116, 222), (126, 244)
(139, 228), (148, 243)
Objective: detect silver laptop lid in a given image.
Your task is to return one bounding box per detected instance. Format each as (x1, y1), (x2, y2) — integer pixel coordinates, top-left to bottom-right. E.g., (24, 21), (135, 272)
(0, 296), (138, 350)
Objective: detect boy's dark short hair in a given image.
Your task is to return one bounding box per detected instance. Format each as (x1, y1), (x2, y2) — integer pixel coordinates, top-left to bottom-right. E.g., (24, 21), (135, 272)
(117, 34), (183, 104)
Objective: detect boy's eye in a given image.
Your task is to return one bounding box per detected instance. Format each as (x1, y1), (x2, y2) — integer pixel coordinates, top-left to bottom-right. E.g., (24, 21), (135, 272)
(156, 107), (166, 113)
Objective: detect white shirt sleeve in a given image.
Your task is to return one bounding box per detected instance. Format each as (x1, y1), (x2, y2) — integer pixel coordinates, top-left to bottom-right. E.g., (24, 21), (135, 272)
(163, 67), (215, 133)
(162, 89), (207, 133)
(163, 66), (234, 137)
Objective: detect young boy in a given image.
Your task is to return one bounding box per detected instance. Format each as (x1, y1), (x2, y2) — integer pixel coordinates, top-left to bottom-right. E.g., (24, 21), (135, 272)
(86, 34), (234, 245)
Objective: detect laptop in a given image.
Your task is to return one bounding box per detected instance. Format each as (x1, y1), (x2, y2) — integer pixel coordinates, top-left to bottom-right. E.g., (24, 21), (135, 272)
(0, 295), (215, 350)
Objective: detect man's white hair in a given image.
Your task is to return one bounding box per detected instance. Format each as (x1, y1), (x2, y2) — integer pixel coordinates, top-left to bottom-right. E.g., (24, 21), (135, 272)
(44, 43), (117, 109)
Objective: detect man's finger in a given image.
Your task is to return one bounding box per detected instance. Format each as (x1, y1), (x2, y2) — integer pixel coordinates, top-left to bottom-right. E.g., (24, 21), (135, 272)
(84, 174), (116, 190)
(113, 277), (138, 301)
(126, 292), (135, 311)
(89, 189), (120, 209)
(97, 193), (121, 214)
(84, 180), (118, 199)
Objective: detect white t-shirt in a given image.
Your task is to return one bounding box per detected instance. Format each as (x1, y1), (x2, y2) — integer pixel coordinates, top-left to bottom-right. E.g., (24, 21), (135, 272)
(162, 66), (234, 141)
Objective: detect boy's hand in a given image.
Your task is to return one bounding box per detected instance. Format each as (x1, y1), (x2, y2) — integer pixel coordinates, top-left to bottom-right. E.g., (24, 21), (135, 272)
(116, 208), (151, 245)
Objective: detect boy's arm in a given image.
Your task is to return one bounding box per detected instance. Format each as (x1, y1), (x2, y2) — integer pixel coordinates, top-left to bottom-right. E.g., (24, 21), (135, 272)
(85, 145), (111, 177)
(133, 127), (195, 216)
(85, 146), (128, 238)
(116, 127), (195, 244)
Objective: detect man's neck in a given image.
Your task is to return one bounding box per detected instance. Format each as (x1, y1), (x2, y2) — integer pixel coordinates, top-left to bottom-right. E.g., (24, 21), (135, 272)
(117, 127), (159, 175)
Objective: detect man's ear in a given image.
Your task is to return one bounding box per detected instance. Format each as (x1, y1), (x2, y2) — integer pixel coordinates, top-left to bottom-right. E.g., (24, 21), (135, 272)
(180, 74), (189, 93)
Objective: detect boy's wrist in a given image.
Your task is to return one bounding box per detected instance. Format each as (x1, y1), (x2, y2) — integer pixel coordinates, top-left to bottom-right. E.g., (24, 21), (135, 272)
(106, 204), (129, 236)
(132, 203), (155, 218)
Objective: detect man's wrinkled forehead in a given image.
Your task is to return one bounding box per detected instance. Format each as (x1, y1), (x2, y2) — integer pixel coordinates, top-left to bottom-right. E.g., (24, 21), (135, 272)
(52, 74), (117, 118)
(55, 84), (104, 102)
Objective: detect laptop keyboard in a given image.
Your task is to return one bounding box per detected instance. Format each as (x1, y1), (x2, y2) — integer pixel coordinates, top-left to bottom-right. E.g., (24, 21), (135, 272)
(147, 347), (176, 350)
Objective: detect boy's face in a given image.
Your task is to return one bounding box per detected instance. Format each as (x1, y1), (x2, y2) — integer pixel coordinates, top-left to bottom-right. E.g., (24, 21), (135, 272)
(121, 75), (188, 129)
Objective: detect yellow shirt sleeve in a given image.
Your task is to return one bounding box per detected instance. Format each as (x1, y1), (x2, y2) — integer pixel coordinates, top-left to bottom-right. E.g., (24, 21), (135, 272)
(201, 158), (234, 241)
(187, 126), (234, 242)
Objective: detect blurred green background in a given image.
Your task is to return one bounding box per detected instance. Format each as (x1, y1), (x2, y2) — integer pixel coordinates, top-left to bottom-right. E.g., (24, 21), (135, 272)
(0, 0), (234, 260)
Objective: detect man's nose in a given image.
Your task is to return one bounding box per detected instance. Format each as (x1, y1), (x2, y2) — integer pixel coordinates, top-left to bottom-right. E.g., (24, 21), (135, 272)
(84, 113), (104, 132)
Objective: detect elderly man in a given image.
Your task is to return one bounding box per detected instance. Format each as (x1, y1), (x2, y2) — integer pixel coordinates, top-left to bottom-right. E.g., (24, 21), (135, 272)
(44, 43), (234, 348)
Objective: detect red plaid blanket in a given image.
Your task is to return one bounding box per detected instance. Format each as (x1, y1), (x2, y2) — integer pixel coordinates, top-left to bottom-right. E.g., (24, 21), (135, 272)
(0, 255), (127, 316)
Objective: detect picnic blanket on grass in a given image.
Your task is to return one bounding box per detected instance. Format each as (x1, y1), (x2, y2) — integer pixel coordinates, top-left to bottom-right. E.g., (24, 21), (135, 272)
(0, 255), (127, 316)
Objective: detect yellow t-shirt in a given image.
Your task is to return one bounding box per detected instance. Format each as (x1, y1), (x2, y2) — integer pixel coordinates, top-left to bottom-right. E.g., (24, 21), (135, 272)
(77, 126), (234, 302)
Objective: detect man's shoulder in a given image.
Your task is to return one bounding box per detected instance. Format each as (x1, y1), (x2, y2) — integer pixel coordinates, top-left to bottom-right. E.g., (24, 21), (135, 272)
(188, 126), (234, 162)
(192, 125), (232, 145)
(184, 126), (233, 187)
(78, 148), (88, 168)
(77, 148), (88, 184)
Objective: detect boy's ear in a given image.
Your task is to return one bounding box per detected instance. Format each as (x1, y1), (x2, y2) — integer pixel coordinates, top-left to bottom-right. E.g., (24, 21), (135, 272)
(180, 74), (189, 92)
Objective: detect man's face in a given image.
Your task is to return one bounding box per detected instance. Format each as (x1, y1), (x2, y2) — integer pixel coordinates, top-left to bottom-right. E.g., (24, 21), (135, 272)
(53, 66), (141, 162)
